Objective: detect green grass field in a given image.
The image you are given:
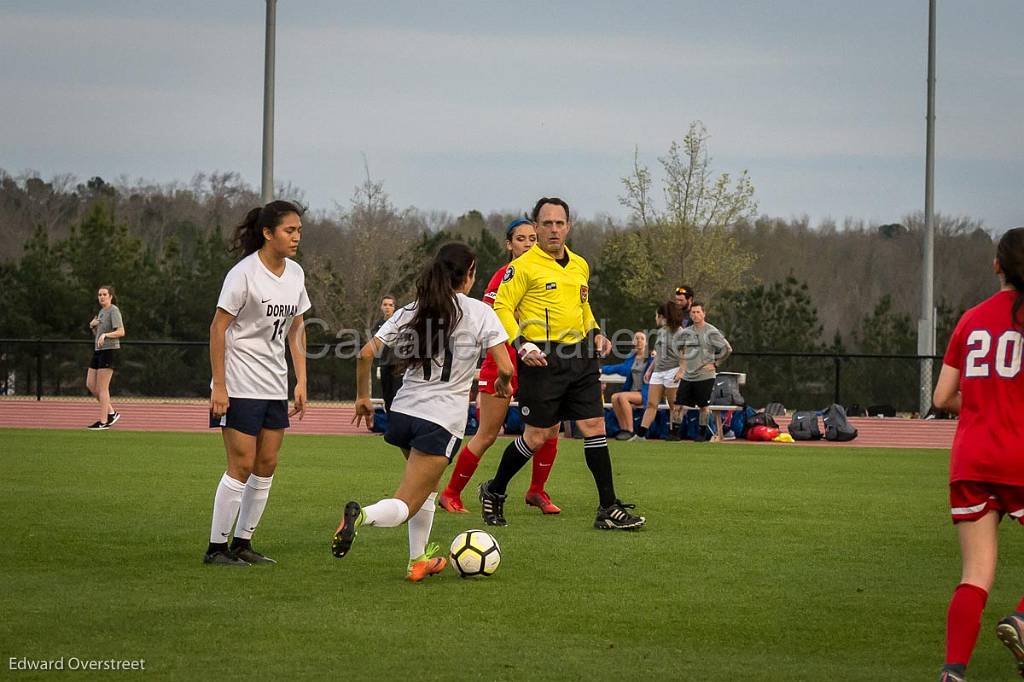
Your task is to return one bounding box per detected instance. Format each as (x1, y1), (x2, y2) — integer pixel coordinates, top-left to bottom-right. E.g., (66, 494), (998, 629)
(2, 429), (1022, 680)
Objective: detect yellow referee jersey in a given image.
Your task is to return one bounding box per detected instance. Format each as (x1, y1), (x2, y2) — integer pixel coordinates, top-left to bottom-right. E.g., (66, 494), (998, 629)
(493, 244), (599, 344)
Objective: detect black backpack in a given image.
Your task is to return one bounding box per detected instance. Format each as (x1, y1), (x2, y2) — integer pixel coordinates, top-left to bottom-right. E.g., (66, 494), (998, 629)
(822, 403), (858, 442)
(747, 410), (779, 430)
(788, 410), (822, 441)
(866, 404), (896, 417)
(708, 374), (745, 407)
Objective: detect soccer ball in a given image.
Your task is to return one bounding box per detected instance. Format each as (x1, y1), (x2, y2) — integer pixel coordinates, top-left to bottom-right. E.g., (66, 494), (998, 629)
(449, 529), (501, 578)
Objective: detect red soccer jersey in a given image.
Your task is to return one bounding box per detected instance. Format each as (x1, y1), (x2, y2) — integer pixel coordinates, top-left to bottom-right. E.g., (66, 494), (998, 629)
(944, 290), (1024, 484)
(482, 264), (510, 308)
(480, 263), (515, 375)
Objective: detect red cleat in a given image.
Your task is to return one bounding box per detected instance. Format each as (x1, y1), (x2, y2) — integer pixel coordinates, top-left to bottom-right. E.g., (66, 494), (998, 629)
(525, 490), (561, 514)
(439, 490), (469, 513)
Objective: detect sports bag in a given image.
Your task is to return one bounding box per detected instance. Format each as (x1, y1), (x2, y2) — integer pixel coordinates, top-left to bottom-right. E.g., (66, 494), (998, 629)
(708, 374), (745, 406)
(747, 410), (779, 431)
(682, 409), (716, 440)
(822, 403), (858, 442)
(730, 406), (757, 438)
(788, 410), (822, 441)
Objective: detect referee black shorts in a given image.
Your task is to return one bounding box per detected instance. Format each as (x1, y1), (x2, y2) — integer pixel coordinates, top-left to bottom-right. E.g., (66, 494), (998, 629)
(516, 340), (604, 428)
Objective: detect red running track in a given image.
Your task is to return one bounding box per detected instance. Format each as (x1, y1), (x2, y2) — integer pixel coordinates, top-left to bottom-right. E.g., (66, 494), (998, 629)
(0, 399), (372, 435)
(0, 399), (956, 448)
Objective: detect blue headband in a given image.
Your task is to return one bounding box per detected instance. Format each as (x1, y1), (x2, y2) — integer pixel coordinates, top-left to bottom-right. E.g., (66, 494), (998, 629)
(505, 217), (535, 239)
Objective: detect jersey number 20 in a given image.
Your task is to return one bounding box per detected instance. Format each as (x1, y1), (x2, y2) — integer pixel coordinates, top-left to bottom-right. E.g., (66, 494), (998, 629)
(964, 329), (1023, 378)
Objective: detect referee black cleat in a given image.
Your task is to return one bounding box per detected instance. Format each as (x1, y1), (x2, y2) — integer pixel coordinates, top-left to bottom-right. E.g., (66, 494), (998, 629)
(478, 480), (508, 526)
(203, 549), (251, 566)
(594, 500), (646, 530)
(87, 421), (108, 430)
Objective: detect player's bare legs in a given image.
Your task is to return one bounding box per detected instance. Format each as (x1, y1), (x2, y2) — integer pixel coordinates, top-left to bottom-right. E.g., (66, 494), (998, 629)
(440, 392), (509, 512)
(94, 368), (115, 425)
(335, 449), (449, 581)
(635, 384), (665, 440)
(942, 510), (999, 680)
(224, 427), (283, 564)
(612, 390), (642, 433)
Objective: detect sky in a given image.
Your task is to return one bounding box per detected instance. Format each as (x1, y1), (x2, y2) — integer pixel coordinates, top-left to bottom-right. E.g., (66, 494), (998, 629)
(2, 1), (1022, 230)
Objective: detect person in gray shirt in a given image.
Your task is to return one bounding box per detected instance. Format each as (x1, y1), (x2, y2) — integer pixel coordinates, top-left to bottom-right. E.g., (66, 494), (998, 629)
(673, 302), (732, 440)
(633, 301), (686, 440)
(86, 284), (125, 430)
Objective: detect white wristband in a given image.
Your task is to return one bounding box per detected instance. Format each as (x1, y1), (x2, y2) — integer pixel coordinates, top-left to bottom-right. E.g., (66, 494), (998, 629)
(519, 342), (541, 358)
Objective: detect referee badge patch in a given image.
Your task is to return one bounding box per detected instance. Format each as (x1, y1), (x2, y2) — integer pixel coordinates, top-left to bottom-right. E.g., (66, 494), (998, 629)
(502, 266), (515, 283)
(580, 285), (589, 302)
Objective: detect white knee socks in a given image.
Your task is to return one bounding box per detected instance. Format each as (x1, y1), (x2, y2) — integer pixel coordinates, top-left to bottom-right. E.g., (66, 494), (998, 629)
(209, 473), (246, 544)
(235, 474), (274, 541)
(407, 493), (437, 560)
(361, 498), (409, 528)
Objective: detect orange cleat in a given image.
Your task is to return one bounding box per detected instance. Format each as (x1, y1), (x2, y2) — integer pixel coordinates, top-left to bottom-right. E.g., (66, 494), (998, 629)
(406, 544), (447, 582)
(439, 490), (469, 513)
(525, 490), (561, 515)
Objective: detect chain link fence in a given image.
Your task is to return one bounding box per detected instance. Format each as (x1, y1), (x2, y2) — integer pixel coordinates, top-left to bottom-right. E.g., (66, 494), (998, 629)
(2, 338), (943, 414)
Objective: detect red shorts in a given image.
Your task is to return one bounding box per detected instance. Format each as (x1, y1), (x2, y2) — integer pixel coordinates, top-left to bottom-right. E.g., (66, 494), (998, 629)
(478, 344), (518, 396)
(949, 481), (1024, 525)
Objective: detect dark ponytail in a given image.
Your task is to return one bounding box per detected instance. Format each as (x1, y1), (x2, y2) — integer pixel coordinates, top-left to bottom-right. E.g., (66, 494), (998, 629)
(997, 227), (1024, 330)
(400, 242), (476, 372)
(232, 200), (305, 256)
(658, 300), (684, 331)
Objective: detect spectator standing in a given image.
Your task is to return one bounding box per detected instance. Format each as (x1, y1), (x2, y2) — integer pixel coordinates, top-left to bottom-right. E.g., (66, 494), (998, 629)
(633, 302), (686, 441)
(86, 285), (125, 430)
(674, 302), (732, 440)
(673, 285), (694, 327)
(371, 295), (403, 414)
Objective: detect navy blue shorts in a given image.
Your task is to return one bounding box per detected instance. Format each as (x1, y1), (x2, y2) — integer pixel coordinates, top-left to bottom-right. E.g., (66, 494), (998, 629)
(384, 411), (461, 460)
(209, 398), (289, 436)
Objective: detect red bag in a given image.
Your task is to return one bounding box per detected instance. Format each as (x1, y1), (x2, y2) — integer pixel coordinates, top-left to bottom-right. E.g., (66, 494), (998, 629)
(746, 425), (779, 441)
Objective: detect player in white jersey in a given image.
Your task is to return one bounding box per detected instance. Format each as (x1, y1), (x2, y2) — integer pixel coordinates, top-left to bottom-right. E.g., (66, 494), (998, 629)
(203, 200), (311, 567)
(332, 242), (513, 581)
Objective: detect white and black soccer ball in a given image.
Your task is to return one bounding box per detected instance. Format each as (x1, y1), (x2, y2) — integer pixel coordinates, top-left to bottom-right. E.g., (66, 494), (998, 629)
(449, 529), (501, 578)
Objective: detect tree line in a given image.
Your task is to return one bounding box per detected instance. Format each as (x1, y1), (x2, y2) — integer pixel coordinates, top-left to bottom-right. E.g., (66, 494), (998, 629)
(0, 123), (1003, 407)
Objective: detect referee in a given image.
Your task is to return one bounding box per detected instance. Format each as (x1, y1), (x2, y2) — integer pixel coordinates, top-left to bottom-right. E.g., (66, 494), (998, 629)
(478, 197), (646, 530)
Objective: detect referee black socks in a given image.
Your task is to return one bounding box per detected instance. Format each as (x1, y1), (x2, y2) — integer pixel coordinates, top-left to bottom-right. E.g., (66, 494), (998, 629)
(583, 435), (617, 508)
(490, 437), (534, 495)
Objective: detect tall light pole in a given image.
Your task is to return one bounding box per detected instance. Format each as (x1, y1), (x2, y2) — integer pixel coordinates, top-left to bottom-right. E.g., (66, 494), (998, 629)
(261, 0), (277, 204)
(918, 0), (937, 416)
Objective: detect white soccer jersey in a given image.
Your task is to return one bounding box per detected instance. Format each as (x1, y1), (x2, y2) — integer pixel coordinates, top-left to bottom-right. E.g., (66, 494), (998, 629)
(376, 293), (508, 437)
(215, 252), (311, 399)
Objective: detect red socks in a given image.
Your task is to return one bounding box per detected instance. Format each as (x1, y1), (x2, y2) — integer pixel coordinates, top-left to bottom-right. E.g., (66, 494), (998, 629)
(445, 438), (558, 497)
(445, 445), (481, 495)
(528, 438), (558, 495)
(945, 582), (989, 666)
